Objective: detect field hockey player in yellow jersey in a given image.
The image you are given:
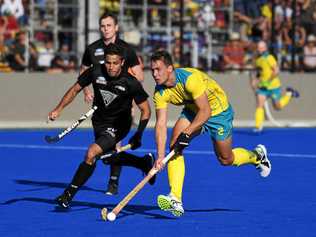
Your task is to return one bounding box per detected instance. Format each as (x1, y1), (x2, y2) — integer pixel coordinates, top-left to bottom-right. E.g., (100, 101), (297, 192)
(251, 40), (300, 132)
(150, 50), (272, 217)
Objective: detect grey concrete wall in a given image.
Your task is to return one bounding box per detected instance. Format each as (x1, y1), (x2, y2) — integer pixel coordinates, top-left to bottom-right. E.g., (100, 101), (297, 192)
(0, 71), (315, 128)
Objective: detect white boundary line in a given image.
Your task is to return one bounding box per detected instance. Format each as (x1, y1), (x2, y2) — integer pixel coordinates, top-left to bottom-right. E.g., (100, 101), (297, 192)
(1, 144), (316, 159)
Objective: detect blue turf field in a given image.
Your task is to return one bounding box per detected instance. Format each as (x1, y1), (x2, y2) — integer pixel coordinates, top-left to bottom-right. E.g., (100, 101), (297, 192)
(1, 128), (316, 237)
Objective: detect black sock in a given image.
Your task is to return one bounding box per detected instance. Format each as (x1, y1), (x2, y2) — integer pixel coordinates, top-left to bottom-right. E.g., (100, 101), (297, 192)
(109, 164), (121, 185)
(67, 162), (96, 196)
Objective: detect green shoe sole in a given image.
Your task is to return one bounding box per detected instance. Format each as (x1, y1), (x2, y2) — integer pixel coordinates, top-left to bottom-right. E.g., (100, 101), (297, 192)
(157, 195), (172, 211)
(157, 195), (184, 217)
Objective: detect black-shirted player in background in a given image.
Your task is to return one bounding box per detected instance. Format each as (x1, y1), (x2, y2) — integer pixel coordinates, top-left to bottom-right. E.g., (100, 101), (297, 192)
(79, 12), (144, 195)
(48, 43), (155, 209)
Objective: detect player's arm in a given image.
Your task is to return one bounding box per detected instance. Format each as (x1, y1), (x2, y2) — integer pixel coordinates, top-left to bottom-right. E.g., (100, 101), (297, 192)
(79, 64), (94, 103)
(183, 92), (211, 136)
(48, 82), (82, 121)
(80, 49), (94, 103)
(136, 100), (151, 121)
(129, 64), (144, 82)
(250, 68), (260, 90)
(127, 100), (151, 150)
(154, 107), (168, 170)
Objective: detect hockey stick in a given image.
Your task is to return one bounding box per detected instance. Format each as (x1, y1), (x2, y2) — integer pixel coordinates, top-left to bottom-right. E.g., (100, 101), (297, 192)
(45, 106), (97, 143)
(98, 144), (132, 161)
(101, 150), (176, 221)
(263, 101), (284, 127)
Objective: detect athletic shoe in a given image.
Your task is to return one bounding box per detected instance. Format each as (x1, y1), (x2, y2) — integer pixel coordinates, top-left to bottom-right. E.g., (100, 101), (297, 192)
(142, 153), (156, 185)
(157, 194), (184, 217)
(254, 144), (271, 177)
(56, 190), (73, 208)
(105, 181), (118, 195)
(253, 127), (263, 133)
(286, 87), (300, 98)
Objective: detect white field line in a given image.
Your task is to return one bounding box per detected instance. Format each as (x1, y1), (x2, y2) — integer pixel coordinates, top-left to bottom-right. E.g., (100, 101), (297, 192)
(1, 144), (316, 159)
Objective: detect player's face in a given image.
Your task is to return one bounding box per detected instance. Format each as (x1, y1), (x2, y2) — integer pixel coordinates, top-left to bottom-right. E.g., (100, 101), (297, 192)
(151, 59), (172, 85)
(105, 54), (124, 77)
(100, 17), (118, 41)
(257, 42), (267, 55)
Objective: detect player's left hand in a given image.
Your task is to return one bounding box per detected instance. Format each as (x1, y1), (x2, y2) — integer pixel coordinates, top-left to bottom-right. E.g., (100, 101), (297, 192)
(128, 131), (142, 150)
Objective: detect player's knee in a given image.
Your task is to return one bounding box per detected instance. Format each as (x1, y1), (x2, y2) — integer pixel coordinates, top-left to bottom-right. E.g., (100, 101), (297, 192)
(218, 156), (233, 166)
(85, 150), (97, 165)
(274, 105), (282, 110)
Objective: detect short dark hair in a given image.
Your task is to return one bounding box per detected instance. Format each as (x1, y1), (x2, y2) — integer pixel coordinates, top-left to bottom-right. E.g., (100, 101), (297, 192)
(150, 50), (173, 67)
(99, 12), (118, 26)
(104, 43), (124, 59)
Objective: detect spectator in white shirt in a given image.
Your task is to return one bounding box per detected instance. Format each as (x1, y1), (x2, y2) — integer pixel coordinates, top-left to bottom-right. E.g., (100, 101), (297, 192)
(37, 40), (55, 71)
(303, 34), (316, 72)
(1, 0), (24, 24)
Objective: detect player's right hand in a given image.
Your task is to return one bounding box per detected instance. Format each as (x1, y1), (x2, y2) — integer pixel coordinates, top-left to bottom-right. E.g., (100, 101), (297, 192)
(84, 89), (94, 103)
(48, 110), (60, 122)
(154, 157), (165, 171)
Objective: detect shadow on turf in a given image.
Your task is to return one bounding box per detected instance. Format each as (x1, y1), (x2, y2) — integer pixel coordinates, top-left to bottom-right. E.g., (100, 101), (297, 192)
(14, 179), (104, 193)
(1, 196), (241, 220)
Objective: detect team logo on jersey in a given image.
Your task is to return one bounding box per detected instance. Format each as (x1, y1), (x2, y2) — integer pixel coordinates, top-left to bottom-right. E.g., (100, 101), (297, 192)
(100, 89), (118, 106)
(94, 48), (104, 56)
(96, 76), (107, 85)
(115, 85), (126, 91)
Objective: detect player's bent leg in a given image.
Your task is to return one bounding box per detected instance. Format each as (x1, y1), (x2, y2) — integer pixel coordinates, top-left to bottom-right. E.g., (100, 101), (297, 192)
(253, 144), (271, 177)
(254, 107), (264, 132)
(167, 154), (185, 202)
(56, 162), (96, 208)
(106, 141), (122, 195)
(213, 138), (234, 166)
(142, 153), (157, 185)
(254, 94), (266, 132)
(106, 165), (121, 195)
(157, 193), (184, 217)
(56, 144), (101, 208)
(286, 87), (300, 98)
(104, 151), (157, 185)
(232, 148), (259, 166)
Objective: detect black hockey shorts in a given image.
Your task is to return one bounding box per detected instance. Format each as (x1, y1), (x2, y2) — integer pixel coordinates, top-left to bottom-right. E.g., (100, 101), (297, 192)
(92, 120), (132, 153)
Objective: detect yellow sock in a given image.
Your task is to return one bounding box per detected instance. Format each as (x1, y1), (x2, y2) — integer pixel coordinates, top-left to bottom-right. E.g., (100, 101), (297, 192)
(168, 154), (185, 201)
(255, 107), (265, 129)
(279, 93), (291, 108)
(232, 148), (260, 166)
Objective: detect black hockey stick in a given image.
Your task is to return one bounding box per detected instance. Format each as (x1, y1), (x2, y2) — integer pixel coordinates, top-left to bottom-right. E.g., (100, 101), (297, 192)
(98, 144), (132, 161)
(45, 106), (97, 143)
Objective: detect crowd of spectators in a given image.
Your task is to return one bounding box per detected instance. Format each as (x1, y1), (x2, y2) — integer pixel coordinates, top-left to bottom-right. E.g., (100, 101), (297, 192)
(2, 0), (316, 73)
(221, 0), (316, 72)
(0, 0), (77, 73)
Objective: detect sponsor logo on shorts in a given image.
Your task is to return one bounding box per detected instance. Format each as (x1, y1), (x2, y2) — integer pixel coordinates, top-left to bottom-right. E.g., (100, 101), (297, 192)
(105, 127), (116, 137)
(217, 127), (224, 136)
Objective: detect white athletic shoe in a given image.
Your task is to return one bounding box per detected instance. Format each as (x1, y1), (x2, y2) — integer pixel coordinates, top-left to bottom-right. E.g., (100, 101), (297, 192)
(253, 127), (263, 133)
(254, 144), (271, 177)
(157, 194), (184, 217)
